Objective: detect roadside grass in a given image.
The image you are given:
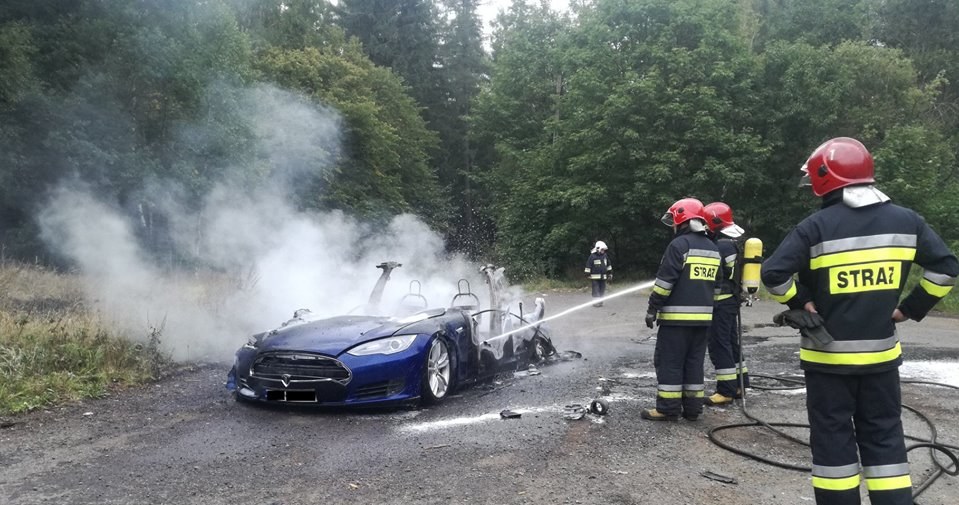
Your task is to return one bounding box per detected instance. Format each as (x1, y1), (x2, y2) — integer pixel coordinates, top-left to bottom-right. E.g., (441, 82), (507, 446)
(0, 263), (168, 416)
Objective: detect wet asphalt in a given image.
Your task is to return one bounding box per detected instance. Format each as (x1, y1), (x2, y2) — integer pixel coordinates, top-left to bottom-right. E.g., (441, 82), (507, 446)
(2, 290), (958, 505)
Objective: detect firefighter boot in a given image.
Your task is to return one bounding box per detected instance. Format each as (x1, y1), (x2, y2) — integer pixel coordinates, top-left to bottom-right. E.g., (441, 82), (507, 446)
(704, 393), (734, 406)
(640, 409), (678, 422)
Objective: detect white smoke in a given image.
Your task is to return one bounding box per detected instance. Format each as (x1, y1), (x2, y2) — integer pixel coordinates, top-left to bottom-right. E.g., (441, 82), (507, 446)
(36, 84), (486, 362)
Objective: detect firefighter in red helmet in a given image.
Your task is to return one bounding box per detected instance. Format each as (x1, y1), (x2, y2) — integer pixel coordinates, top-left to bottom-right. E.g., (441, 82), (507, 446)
(762, 137), (958, 505)
(642, 198), (720, 421)
(702, 202), (749, 406)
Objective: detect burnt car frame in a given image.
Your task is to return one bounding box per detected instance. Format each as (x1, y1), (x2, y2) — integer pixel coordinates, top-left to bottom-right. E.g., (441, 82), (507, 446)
(226, 262), (554, 407)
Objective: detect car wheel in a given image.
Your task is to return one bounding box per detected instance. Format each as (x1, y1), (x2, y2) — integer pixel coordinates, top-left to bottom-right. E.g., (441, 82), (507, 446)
(421, 336), (453, 405)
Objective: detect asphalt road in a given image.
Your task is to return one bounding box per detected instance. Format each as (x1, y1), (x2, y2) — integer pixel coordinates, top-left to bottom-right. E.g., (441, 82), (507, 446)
(2, 289), (958, 505)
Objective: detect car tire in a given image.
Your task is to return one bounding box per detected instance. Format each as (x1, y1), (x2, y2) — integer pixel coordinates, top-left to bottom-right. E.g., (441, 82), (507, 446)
(420, 336), (454, 405)
(530, 335), (554, 363)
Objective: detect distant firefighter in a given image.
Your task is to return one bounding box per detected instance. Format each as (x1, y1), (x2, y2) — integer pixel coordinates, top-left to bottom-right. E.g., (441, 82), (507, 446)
(584, 240), (612, 307)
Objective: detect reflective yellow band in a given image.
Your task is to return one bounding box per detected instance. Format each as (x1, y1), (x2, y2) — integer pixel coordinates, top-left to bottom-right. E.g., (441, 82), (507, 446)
(714, 293), (733, 301)
(687, 257), (721, 267)
(716, 373), (738, 381)
(866, 475), (912, 491)
(658, 391), (682, 399)
(810, 247), (916, 270)
(683, 390), (704, 398)
(812, 474), (861, 491)
(801, 342), (902, 366)
(658, 313), (713, 321)
(771, 281), (797, 303)
(653, 286), (671, 296)
(920, 278), (953, 298)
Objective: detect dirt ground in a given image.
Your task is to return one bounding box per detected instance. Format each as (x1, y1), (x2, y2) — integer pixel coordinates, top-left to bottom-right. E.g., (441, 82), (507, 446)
(1, 289), (958, 505)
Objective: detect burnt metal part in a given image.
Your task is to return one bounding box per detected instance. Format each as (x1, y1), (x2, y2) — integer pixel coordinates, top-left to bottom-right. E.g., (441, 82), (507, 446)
(500, 409), (522, 419)
(589, 399), (609, 415)
(701, 470), (738, 485)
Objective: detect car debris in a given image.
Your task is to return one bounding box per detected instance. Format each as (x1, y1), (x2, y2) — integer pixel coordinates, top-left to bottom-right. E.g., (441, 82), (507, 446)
(701, 470), (738, 485)
(500, 409), (522, 419)
(563, 404), (588, 420)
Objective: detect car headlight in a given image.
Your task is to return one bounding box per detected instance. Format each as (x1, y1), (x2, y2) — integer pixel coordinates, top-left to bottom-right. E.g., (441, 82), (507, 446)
(347, 335), (418, 356)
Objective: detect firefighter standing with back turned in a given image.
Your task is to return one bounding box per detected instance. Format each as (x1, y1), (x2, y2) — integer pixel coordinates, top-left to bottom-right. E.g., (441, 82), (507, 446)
(761, 137), (958, 505)
(642, 198), (720, 421)
(702, 202), (750, 406)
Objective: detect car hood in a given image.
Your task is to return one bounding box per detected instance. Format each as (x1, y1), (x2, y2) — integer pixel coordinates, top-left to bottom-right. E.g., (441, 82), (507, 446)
(257, 315), (399, 356)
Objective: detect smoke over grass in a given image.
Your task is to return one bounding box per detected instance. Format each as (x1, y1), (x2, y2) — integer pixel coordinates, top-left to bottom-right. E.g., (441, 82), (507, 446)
(35, 83), (481, 362)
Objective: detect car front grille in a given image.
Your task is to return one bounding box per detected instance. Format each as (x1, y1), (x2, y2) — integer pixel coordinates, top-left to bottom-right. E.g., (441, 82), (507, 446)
(252, 352), (351, 385)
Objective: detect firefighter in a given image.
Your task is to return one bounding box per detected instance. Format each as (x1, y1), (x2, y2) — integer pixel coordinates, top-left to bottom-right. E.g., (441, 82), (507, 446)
(702, 202), (749, 406)
(642, 198), (720, 421)
(585, 241), (613, 307)
(761, 137), (958, 505)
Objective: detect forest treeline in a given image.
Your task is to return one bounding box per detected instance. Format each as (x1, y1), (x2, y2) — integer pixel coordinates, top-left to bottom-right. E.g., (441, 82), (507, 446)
(1, 0), (957, 279)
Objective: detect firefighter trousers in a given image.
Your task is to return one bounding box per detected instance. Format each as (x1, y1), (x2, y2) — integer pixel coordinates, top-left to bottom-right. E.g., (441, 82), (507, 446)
(707, 300), (749, 397)
(654, 325), (708, 417)
(806, 369), (912, 505)
(591, 279), (607, 299)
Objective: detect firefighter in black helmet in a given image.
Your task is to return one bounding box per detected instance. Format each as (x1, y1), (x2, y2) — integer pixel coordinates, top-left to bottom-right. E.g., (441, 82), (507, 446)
(642, 198), (720, 422)
(761, 137), (958, 505)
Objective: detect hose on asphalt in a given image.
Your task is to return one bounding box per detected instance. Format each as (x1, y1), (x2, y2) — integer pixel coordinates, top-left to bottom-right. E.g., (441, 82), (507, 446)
(706, 310), (959, 502)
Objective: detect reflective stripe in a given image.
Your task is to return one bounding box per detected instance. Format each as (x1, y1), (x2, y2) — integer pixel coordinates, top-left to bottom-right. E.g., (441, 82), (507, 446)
(923, 270), (956, 286)
(766, 278), (794, 296)
(658, 383), (682, 399)
(584, 268), (591, 273)
(686, 257), (721, 267)
(863, 463), (910, 478)
(770, 281), (797, 303)
(809, 247), (916, 270)
(683, 390), (704, 398)
(714, 293), (733, 301)
(683, 384), (704, 391)
(813, 463), (861, 478)
(589, 274), (604, 280)
(810, 233), (917, 257)
(724, 253), (738, 264)
(661, 305), (714, 313)
(715, 367), (737, 379)
(812, 475), (860, 491)
(655, 279), (674, 290)
(658, 313), (712, 321)
(865, 475), (912, 491)
(801, 342), (902, 366)
(653, 286), (671, 296)
(801, 335), (899, 353)
(688, 249), (721, 259)
(920, 277), (953, 298)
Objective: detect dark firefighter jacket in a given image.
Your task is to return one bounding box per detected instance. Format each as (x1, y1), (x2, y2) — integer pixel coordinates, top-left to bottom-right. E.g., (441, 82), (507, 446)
(761, 192), (959, 374)
(585, 252), (612, 280)
(648, 227), (720, 326)
(714, 237), (740, 304)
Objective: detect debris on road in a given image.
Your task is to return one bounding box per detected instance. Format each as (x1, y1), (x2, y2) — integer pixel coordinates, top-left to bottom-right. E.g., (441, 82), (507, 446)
(701, 470), (738, 485)
(500, 409), (522, 419)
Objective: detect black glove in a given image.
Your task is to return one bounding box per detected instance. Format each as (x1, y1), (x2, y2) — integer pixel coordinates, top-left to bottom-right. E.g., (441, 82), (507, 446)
(773, 309), (834, 346)
(645, 312), (656, 329)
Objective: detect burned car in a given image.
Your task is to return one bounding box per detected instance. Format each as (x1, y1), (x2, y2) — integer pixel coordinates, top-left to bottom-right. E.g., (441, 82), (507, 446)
(226, 262), (555, 406)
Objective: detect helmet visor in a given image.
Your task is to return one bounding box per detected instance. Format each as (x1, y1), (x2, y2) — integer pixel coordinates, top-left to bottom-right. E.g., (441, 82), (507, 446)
(660, 212), (674, 227)
(799, 163), (812, 188)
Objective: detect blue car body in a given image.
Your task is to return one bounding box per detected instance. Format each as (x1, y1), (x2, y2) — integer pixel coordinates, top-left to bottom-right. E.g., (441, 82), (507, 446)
(227, 265), (553, 407)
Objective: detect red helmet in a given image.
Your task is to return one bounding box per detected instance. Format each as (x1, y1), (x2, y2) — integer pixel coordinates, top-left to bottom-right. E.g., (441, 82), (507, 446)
(703, 202), (745, 238)
(801, 137), (874, 197)
(661, 198), (705, 227)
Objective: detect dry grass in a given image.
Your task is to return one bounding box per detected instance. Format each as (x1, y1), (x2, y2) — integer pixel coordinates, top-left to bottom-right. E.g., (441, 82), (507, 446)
(0, 263), (168, 415)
